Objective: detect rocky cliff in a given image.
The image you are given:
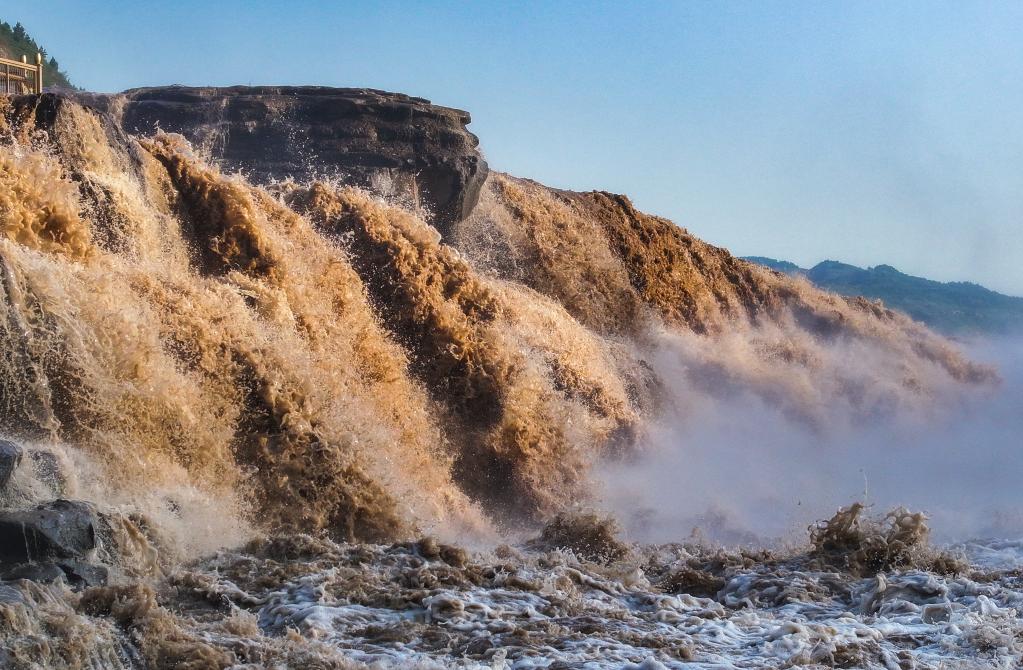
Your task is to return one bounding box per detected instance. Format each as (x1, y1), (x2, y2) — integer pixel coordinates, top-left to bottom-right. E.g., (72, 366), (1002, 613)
(70, 86), (488, 231)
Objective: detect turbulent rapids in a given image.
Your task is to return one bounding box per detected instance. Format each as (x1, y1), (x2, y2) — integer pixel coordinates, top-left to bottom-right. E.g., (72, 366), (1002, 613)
(0, 91), (1018, 668)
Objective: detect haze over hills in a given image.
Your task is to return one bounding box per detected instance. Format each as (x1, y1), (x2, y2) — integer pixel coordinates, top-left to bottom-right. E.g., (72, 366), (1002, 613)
(746, 257), (1023, 337)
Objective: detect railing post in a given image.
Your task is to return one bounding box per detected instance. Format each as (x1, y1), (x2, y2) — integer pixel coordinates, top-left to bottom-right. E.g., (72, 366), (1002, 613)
(0, 55), (44, 95)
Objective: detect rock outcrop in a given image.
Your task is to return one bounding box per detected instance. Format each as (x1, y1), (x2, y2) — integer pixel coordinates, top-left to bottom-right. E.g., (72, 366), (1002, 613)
(87, 86), (488, 232)
(0, 440), (21, 488)
(10, 86), (486, 233)
(0, 499), (108, 588)
(0, 499), (99, 563)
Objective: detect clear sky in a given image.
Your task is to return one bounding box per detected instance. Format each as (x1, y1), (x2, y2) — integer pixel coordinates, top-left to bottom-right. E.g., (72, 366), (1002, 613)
(11, 1), (1023, 295)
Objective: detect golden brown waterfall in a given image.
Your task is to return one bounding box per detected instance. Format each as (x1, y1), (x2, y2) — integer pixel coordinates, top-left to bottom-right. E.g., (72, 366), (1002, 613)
(0, 94), (992, 548)
(3, 92), (1020, 670)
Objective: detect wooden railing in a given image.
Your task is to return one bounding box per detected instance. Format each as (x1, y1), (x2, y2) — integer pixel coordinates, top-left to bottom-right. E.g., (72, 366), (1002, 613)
(0, 53), (43, 95)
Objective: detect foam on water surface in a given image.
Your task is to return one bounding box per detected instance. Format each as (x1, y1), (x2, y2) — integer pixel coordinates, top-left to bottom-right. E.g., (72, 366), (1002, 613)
(6, 534), (1020, 669)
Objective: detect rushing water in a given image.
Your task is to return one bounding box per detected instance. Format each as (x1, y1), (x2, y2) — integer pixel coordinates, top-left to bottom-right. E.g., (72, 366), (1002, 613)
(4, 528), (1023, 669)
(0, 93), (1018, 668)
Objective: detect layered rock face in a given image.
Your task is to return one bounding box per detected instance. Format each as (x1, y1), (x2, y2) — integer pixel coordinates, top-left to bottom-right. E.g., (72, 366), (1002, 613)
(78, 86), (488, 231)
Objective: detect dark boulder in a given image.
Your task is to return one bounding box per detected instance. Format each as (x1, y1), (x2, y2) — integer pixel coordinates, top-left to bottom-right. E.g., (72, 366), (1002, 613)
(1, 560), (108, 588)
(0, 499), (99, 563)
(1, 561), (64, 583)
(0, 440), (22, 488)
(70, 86), (488, 235)
(62, 560), (109, 587)
(0, 500), (109, 589)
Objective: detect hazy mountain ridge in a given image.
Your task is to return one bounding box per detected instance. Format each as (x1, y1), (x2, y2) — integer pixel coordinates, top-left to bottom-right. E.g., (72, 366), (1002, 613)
(746, 256), (1023, 336)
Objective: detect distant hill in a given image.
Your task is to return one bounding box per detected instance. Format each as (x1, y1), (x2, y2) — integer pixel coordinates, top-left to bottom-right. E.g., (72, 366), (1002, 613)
(0, 20), (73, 89)
(744, 257), (1023, 336)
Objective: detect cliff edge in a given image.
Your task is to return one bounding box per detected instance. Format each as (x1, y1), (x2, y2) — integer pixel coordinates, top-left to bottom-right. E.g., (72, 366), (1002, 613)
(75, 86), (488, 232)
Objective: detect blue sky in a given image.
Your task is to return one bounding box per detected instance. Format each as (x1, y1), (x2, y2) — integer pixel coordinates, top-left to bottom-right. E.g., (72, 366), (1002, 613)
(11, 1), (1023, 294)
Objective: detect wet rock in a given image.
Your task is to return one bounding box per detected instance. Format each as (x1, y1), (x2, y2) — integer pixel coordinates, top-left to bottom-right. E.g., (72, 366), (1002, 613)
(0, 500), (109, 589)
(1, 561), (65, 583)
(2, 559), (108, 588)
(42, 86), (488, 234)
(0, 499), (99, 563)
(0, 439), (22, 488)
(63, 560), (109, 587)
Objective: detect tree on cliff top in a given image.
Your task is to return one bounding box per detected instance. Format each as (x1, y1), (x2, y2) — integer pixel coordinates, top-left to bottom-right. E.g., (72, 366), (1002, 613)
(0, 20), (74, 89)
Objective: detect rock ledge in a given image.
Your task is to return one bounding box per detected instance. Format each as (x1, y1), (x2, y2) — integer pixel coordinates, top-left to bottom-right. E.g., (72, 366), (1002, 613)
(84, 85), (488, 233)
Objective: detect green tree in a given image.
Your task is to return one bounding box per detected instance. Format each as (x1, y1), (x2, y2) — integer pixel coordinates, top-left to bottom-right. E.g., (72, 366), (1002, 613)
(0, 18), (75, 88)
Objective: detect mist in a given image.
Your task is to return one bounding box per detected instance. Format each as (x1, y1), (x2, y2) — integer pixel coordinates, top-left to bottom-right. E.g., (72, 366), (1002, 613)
(598, 334), (1023, 545)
